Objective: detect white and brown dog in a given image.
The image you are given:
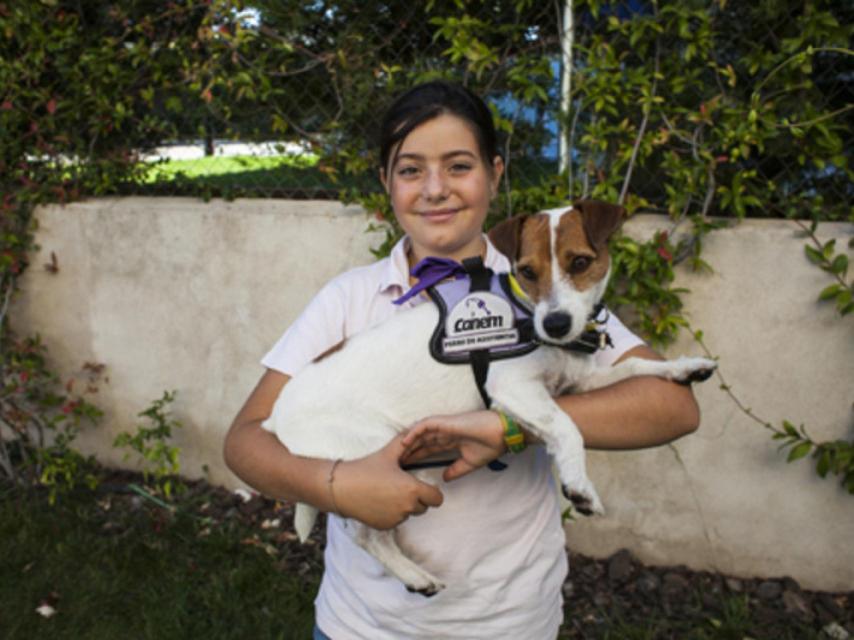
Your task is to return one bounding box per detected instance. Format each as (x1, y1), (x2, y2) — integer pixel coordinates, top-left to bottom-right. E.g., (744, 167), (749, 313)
(262, 200), (715, 594)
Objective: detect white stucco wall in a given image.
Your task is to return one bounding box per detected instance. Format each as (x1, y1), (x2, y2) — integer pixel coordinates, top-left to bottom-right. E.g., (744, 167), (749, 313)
(11, 197), (854, 591)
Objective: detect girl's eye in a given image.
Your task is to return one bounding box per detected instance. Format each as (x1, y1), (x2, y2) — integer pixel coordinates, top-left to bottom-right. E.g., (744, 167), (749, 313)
(569, 256), (592, 274)
(449, 163), (472, 173)
(518, 265), (537, 280)
(396, 166), (419, 177)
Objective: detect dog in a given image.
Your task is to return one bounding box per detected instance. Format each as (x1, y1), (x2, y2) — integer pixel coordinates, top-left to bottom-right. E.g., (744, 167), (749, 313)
(262, 200), (716, 595)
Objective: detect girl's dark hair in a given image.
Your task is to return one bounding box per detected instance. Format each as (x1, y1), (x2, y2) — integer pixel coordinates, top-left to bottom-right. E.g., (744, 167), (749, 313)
(379, 80), (499, 176)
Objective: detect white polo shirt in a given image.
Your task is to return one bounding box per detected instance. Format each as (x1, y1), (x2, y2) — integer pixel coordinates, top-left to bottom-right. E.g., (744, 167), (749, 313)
(262, 236), (643, 640)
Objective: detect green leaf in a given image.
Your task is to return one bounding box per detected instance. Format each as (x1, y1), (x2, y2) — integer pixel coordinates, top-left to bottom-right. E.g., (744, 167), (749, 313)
(830, 254), (848, 276)
(804, 245), (823, 265)
(782, 421), (799, 438)
(816, 450), (830, 477)
(818, 284), (842, 301)
(787, 441), (812, 463)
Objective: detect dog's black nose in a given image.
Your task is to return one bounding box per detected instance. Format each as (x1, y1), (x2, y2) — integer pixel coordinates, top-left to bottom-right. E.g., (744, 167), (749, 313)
(543, 312), (572, 338)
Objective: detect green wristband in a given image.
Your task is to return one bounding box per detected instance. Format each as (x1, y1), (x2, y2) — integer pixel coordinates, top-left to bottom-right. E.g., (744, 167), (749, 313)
(498, 412), (527, 454)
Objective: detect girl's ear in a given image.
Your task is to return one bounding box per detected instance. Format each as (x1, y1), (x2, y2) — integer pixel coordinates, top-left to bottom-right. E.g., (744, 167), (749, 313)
(379, 168), (390, 194)
(490, 156), (505, 196)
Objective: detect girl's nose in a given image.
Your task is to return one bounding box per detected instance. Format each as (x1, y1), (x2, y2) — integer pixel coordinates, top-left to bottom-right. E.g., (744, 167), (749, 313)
(422, 170), (449, 201)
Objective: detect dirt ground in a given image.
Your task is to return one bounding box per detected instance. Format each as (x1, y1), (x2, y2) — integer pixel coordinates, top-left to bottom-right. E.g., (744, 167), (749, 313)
(101, 472), (854, 639)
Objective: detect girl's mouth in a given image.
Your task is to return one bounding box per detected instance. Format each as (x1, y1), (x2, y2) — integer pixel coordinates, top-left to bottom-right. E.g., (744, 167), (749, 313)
(420, 208), (460, 221)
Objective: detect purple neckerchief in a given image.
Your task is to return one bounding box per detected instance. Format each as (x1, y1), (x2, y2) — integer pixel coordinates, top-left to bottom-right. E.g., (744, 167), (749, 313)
(393, 257), (467, 305)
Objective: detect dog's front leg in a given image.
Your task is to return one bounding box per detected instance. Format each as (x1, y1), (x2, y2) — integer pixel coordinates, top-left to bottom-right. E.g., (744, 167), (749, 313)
(572, 355), (717, 393)
(487, 372), (604, 516)
(353, 524), (446, 596)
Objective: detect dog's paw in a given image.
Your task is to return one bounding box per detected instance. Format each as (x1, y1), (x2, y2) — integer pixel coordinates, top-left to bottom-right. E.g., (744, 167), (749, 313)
(670, 357), (717, 386)
(560, 476), (604, 517)
(406, 580), (446, 597)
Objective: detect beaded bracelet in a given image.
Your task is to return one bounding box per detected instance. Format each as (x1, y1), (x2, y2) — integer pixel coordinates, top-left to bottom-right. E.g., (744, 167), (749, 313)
(498, 412), (527, 454)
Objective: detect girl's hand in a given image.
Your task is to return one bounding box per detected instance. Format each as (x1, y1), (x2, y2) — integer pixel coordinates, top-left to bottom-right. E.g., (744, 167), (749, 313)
(401, 410), (507, 482)
(332, 433), (444, 530)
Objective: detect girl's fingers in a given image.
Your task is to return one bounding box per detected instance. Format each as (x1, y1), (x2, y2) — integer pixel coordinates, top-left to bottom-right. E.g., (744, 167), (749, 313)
(416, 482), (444, 508)
(402, 422), (436, 446)
(402, 426), (455, 454)
(443, 458), (476, 482)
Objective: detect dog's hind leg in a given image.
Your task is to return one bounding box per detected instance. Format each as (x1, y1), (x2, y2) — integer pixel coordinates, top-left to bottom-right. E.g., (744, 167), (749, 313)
(573, 356), (717, 393)
(353, 524), (446, 596)
(488, 376), (604, 516)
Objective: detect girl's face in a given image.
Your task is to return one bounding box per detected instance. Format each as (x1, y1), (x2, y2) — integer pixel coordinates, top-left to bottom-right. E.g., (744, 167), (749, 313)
(382, 113), (504, 265)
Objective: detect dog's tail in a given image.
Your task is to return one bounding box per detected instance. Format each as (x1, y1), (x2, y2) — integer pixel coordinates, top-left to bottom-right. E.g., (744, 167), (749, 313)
(294, 502), (319, 543)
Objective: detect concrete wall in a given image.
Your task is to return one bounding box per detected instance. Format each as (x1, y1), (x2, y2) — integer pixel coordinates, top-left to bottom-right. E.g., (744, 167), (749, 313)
(12, 197), (854, 591)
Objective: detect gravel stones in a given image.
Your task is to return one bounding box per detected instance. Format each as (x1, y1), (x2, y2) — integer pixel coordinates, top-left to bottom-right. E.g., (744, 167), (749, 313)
(757, 579), (783, 600)
(562, 549), (853, 638)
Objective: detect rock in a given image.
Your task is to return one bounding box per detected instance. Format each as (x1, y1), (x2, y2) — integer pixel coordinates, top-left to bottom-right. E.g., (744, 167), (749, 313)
(757, 580), (783, 601)
(725, 577), (743, 593)
(755, 604), (787, 627)
(580, 561), (604, 582)
(636, 572), (661, 597)
(782, 589), (814, 623)
(818, 594), (845, 619)
(562, 581), (575, 600)
(592, 592), (610, 608)
(822, 622), (850, 640)
(817, 601), (839, 626)
(608, 549), (635, 584)
(662, 572), (691, 599)
(782, 576), (802, 593)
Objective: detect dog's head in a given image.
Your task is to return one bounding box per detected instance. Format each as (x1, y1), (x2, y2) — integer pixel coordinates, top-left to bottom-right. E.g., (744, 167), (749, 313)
(488, 200), (625, 345)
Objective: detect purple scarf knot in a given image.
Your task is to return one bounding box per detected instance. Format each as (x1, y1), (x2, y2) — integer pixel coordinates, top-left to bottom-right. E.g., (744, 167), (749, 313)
(393, 257), (467, 305)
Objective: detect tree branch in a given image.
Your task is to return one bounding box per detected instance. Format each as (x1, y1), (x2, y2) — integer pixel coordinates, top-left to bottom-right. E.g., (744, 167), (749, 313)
(618, 37), (660, 205)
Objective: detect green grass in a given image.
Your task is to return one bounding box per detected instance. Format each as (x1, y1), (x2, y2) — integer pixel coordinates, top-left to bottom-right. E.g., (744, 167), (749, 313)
(134, 153), (379, 198)
(0, 484), (318, 640)
(142, 154), (320, 182)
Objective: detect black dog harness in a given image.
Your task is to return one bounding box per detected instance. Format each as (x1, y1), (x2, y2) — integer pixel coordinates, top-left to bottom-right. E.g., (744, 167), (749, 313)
(427, 257), (538, 407)
(395, 256), (612, 471)
(425, 257), (612, 407)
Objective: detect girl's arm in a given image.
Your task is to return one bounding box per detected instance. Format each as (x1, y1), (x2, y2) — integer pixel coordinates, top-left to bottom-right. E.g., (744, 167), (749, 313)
(401, 345), (701, 479)
(558, 344), (701, 449)
(223, 369), (443, 530)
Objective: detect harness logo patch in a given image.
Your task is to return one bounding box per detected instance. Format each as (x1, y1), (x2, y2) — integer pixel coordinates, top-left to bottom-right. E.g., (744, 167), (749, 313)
(443, 292), (519, 354)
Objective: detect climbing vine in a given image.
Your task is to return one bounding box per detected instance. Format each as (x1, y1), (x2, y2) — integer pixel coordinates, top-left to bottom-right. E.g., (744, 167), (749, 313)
(1, 0), (851, 495)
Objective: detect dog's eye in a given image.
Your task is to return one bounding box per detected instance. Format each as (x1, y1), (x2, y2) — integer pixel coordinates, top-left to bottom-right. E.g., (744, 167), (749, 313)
(569, 256), (592, 274)
(518, 265), (537, 280)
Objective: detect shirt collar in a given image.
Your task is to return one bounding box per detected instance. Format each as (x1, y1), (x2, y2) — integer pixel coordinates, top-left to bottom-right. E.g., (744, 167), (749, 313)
(378, 235), (511, 295)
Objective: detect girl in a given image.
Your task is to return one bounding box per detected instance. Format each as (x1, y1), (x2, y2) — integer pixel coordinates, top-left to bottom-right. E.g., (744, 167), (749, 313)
(223, 81), (701, 639)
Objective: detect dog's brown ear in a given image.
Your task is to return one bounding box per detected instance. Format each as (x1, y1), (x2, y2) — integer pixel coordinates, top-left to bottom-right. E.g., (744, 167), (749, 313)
(574, 200), (626, 251)
(488, 214), (528, 261)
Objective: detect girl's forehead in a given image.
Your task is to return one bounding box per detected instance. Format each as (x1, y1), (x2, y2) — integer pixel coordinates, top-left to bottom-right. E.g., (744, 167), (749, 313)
(397, 113), (481, 155)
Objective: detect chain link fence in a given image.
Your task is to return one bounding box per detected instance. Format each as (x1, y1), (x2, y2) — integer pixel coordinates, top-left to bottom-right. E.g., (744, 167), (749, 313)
(123, 1), (851, 220)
